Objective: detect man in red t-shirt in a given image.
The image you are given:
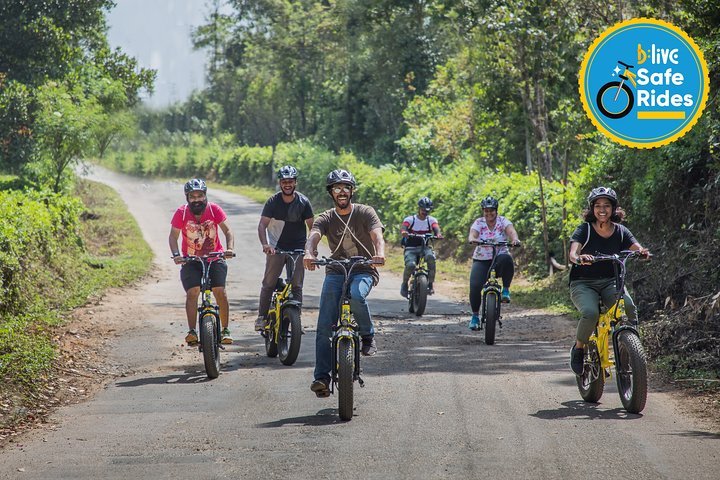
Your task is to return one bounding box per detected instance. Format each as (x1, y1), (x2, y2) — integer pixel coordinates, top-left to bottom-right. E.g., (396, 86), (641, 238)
(169, 179), (235, 345)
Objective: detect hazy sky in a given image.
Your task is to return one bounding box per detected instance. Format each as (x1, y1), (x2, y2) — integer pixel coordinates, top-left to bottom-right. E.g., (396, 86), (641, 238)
(106, 0), (219, 108)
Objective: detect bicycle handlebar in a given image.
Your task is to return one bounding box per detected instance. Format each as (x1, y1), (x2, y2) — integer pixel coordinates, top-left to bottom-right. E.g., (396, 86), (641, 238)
(407, 233), (441, 239)
(274, 249), (306, 256)
(590, 250), (651, 263)
(180, 251), (235, 262)
(311, 256), (381, 267)
(469, 240), (518, 247)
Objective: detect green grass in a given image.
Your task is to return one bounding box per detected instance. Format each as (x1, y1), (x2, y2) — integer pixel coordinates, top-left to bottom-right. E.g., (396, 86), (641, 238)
(1, 178), (153, 432)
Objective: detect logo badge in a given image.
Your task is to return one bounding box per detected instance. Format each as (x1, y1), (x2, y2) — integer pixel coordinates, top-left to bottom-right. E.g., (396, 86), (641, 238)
(579, 18), (709, 149)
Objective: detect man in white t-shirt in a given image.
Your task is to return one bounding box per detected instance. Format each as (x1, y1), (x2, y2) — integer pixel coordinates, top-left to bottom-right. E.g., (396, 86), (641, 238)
(400, 196), (443, 298)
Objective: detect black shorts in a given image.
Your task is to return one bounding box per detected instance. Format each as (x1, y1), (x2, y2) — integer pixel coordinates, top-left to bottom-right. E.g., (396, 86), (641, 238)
(180, 260), (228, 291)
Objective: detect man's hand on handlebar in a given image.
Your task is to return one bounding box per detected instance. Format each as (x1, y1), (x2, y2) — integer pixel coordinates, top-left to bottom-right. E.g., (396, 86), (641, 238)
(262, 244), (276, 255)
(372, 255), (385, 266)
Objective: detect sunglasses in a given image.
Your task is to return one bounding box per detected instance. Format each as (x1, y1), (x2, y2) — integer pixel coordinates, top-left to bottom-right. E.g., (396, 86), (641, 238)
(332, 185), (352, 194)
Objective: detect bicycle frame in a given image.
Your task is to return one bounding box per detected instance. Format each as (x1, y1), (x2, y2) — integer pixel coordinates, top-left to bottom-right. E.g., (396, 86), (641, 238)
(407, 234), (435, 283)
(312, 256), (376, 392)
(265, 249), (304, 338)
(471, 240), (509, 326)
(584, 251), (643, 382)
(183, 253), (225, 346)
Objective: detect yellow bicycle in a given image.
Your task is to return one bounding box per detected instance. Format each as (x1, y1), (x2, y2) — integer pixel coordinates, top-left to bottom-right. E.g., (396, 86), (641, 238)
(262, 249), (305, 366)
(577, 250), (649, 413)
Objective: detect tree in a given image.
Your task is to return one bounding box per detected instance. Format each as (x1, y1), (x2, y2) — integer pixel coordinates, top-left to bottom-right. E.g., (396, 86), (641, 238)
(30, 81), (102, 193)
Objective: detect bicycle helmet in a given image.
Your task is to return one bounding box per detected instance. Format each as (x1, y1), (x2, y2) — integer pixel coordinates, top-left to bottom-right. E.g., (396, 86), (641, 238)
(325, 169), (356, 191)
(418, 196), (433, 211)
(587, 186), (618, 207)
(277, 165), (298, 179)
(480, 195), (499, 210)
(184, 178), (207, 195)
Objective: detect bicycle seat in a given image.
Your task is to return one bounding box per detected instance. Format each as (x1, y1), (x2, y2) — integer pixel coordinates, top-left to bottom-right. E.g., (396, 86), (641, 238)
(275, 277), (286, 292)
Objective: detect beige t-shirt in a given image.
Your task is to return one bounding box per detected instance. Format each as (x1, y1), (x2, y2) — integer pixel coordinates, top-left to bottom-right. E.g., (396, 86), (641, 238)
(312, 204), (383, 284)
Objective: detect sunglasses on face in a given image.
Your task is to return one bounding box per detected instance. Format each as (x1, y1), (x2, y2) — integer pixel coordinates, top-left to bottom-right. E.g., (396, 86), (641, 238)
(332, 185), (352, 194)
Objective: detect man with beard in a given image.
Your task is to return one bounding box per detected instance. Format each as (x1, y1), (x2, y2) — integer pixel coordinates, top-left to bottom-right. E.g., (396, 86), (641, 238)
(256, 165), (315, 331)
(169, 179), (235, 345)
(303, 169), (385, 397)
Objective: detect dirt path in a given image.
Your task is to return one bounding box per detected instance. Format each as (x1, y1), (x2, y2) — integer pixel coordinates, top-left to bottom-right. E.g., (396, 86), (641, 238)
(1, 166), (718, 480)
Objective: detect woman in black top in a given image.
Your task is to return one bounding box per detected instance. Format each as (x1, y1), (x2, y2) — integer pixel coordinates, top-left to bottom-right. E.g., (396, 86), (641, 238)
(567, 187), (650, 375)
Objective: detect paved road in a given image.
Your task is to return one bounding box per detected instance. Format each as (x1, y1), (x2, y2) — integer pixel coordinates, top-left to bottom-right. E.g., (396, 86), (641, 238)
(0, 166), (718, 479)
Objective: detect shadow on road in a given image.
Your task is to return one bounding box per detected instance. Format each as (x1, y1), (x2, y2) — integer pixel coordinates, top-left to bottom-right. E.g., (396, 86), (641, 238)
(256, 409), (347, 427)
(529, 400), (643, 421)
(115, 370), (215, 386)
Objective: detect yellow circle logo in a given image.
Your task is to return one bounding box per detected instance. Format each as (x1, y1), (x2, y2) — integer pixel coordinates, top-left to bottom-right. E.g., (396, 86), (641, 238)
(579, 18), (709, 149)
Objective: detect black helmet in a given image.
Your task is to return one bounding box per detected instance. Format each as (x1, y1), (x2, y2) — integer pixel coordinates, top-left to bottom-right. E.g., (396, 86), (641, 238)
(184, 178), (207, 196)
(325, 169), (356, 191)
(587, 186), (618, 207)
(480, 195), (499, 210)
(277, 165), (298, 179)
(418, 196), (433, 211)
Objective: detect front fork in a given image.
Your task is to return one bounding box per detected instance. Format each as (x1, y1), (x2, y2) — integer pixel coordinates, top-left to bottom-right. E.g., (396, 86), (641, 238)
(197, 304), (222, 351)
(330, 303), (363, 393)
(481, 283), (502, 329)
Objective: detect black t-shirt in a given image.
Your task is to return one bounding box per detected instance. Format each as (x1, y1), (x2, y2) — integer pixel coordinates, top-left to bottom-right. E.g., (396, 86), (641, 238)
(261, 192), (314, 250)
(569, 222), (637, 281)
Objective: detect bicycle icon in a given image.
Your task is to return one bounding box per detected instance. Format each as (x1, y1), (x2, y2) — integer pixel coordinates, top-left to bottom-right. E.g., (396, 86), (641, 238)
(596, 60), (637, 119)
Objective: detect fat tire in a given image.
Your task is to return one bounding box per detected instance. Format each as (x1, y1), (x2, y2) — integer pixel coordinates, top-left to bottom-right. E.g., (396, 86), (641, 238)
(337, 338), (354, 421)
(265, 313), (279, 358)
(576, 342), (604, 402)
(615, 331), (648, 413)
(484, 292), (499, 345)
(596, 81), (634, 119)
(408, 281), (415, 313)
(279, 307), (302, 366)
(200, 314), (220, 379)
(413, 274), (428, 317)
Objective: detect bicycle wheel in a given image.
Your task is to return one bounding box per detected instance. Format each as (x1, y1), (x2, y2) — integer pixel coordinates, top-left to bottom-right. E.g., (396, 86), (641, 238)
(279, 306), (302, 366)
(413, 274), (428, 317)
(596, 81), (634, 119)
(200, 313), (220, 379)
(615, 330), (648, 413)
(408, 278), (415, 313)
(337, 337), (355, 421)
(576, 342), (604, 402)
(265, 312), (279, 358)
(484, 292), (499, 345)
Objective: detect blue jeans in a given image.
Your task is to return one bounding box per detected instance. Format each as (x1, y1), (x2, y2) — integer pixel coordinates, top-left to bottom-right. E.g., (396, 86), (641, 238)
(314, 273), (374, 381)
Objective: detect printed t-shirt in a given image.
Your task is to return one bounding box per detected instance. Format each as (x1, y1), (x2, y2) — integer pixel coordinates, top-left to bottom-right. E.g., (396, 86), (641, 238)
(171, 202), (227, 257)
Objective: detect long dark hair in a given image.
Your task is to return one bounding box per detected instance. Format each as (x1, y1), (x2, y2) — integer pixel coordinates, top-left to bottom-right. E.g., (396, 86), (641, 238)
(582, 204), (626, 222)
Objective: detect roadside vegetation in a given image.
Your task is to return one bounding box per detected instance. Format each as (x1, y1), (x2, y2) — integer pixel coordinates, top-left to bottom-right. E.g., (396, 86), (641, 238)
(0, 177), (152, 435)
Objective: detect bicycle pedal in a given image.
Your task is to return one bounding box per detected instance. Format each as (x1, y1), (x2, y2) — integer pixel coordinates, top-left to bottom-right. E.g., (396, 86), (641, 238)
(358, 377), (365, 388)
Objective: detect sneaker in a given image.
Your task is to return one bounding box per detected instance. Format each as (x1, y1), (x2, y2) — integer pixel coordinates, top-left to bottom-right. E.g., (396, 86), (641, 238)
(221, 328), (233, 345)
(400, 283), (408, 298)
(361, 335), (377, 356)
(185, 329), (198, 345)
(468, 315), (480, 331)
(254, 315), (266, 332)
(571, 345), (584, 376)
(428, 285), (434, 295)
(310, 378), (330, 398)
(501, 288), (511, 303)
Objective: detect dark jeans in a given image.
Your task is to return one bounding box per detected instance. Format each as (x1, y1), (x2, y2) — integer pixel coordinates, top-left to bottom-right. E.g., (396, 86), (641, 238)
(402, 246), (436, 286)
(469, 254), (514, 313)
(314, 273), (374, 381)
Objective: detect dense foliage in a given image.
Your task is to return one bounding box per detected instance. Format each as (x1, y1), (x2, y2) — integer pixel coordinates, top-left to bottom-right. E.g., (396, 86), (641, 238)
(0, 1), (155, 190)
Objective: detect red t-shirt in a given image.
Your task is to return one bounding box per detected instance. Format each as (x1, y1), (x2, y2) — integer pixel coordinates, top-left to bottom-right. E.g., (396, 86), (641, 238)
(170, 203), (227, 257)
